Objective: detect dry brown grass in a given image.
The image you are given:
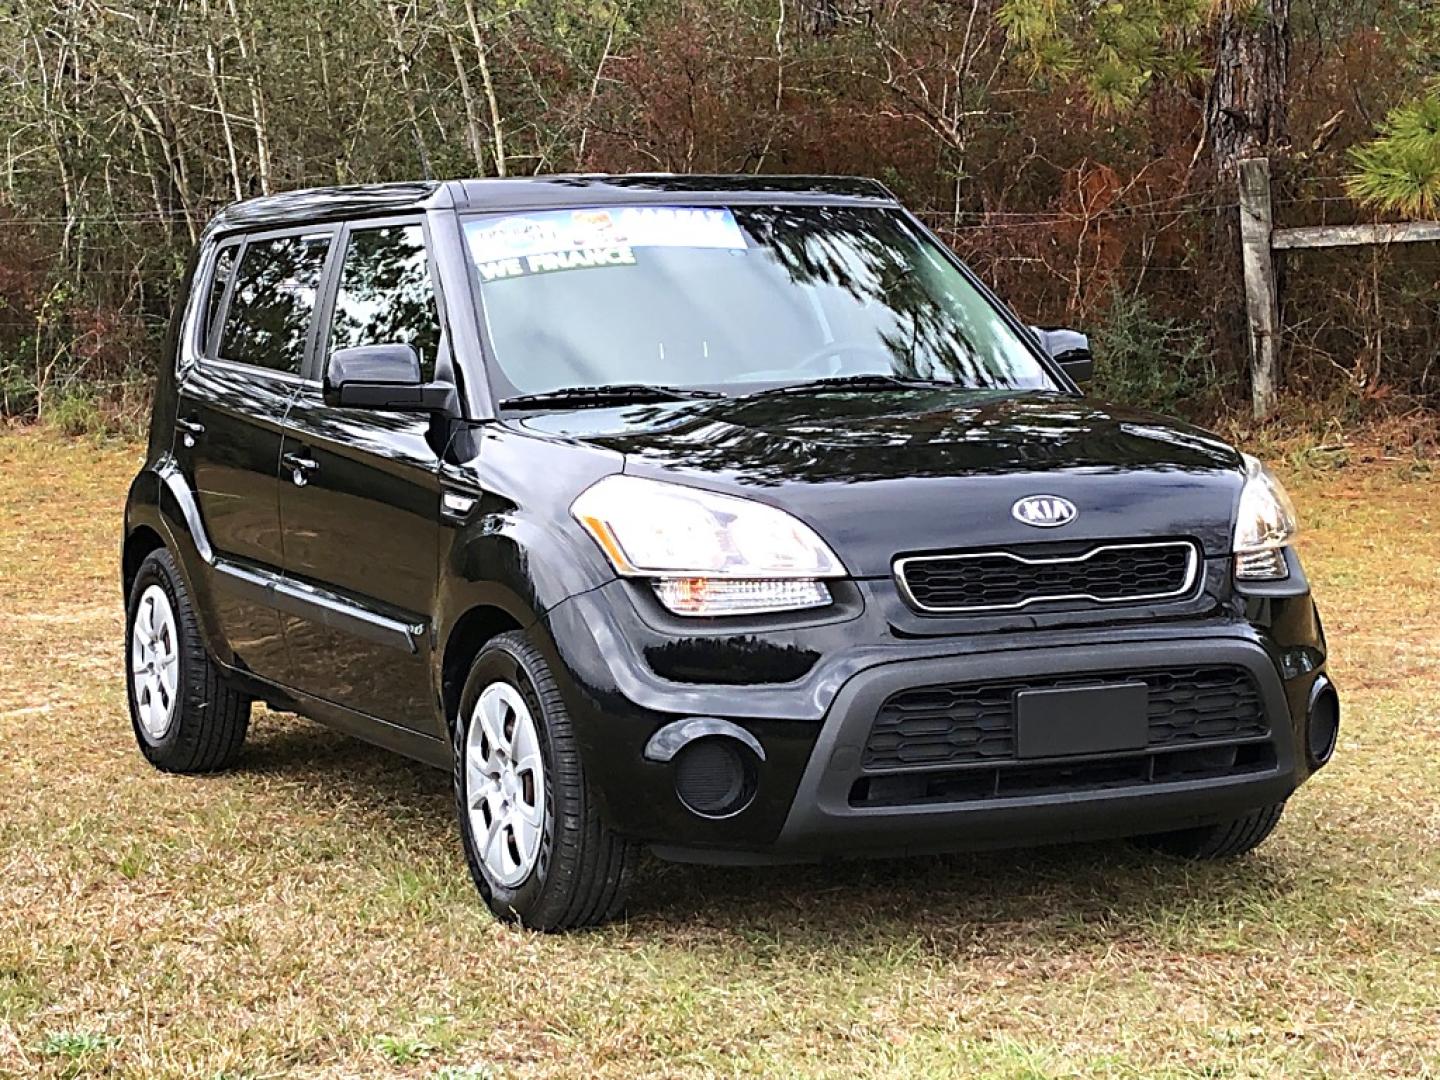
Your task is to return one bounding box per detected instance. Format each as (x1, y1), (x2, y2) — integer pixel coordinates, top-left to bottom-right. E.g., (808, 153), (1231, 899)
(1, 425), (1437, 1079)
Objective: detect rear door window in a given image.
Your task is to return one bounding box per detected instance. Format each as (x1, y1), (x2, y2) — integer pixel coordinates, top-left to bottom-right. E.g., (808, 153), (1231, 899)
(218, 233), (332, 376)
(327, 224), (441, 382)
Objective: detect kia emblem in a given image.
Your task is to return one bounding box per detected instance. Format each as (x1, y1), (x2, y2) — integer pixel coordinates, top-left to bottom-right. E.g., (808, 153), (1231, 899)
(1012, 495), (1078, 528)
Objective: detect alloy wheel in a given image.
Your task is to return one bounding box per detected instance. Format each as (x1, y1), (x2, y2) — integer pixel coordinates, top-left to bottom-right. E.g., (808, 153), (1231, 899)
(131, 584), (180, 740)
(465, 681), (547, 887)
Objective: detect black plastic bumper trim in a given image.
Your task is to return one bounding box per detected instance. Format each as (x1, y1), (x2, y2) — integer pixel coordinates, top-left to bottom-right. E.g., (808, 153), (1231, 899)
(772, 637), (1299, 856)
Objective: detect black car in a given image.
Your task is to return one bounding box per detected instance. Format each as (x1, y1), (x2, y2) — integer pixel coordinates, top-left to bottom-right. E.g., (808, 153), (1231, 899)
(122, 175), (1338, 930)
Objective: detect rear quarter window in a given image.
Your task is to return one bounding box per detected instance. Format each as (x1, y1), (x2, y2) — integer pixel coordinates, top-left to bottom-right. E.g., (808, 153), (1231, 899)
(217, 233), (332, 376)
(200, 242), (240, 356)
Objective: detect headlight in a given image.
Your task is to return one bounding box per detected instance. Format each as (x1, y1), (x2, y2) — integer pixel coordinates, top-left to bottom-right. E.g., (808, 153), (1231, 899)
(571, 475), (846, 616)
(1233, 453), (1299, 580)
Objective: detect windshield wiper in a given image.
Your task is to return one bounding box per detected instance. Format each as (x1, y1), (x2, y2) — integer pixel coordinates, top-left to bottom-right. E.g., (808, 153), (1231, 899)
(501, 383), (725, 409)
(750, 374), (958, 397)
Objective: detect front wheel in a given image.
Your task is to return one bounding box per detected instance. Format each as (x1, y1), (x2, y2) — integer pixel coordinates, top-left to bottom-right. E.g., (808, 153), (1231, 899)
(1138, 801), (1286, 860)
(453, 631), (636, 930)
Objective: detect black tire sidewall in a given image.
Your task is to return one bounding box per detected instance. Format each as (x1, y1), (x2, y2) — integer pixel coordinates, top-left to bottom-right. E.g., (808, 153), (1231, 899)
(453, 636), (560, 923)
(125, 551), (190, 762)
(1140, 800), (1286, 859)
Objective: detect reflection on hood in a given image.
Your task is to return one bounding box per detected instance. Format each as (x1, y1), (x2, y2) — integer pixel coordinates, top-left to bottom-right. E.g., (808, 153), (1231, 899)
(518, 389), (1241, 485)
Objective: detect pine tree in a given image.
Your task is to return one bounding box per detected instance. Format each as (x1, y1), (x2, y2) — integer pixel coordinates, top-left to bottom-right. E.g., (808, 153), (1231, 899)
(997, 0), (1293, 176)
(1347, 86), (1440, 217)
(997, 0), (1212, 115)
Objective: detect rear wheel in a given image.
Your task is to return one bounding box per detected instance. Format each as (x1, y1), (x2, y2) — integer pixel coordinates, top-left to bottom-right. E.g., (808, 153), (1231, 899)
(454, 630), (636, 930)
(1139, 801), (1286, 860)
(125, 548), (251, 772)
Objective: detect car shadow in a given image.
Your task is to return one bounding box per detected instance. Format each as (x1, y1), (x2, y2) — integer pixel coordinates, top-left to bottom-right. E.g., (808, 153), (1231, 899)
(238, 713), (454, 830)
(237, 714), (1298, 947)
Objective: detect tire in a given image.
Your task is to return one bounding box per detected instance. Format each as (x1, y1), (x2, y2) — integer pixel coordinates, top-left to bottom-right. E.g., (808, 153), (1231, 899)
(125, 547), (251, 773)
(1139, 801), (1286, 860)
(453, 630), (636, 931)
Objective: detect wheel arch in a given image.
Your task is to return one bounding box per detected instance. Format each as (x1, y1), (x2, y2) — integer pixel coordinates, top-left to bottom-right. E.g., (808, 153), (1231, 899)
(440, 602), (526, 730)
(124, 457), (235, 670)
(122, 525), (167, 600)
(436, 507), (614, 734)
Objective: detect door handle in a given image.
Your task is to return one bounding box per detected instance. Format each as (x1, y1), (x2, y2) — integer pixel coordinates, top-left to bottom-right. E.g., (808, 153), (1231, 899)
(176, 417), (205, 447)
(281, 450), (319, 486)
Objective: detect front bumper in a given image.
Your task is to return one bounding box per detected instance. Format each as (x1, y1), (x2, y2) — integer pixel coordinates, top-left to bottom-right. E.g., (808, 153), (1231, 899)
(766, 638), (1301, 862)
(540, 563), (1329, 863)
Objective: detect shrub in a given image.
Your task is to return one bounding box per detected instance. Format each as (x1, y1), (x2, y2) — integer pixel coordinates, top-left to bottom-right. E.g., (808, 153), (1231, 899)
(42, 384), (105, 438)
(1090, 292), (1234, 417)
(0, 360), (39, 418)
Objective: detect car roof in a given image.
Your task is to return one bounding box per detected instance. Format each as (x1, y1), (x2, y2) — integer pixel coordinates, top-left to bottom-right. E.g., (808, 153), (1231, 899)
(205, 174), (899, 236)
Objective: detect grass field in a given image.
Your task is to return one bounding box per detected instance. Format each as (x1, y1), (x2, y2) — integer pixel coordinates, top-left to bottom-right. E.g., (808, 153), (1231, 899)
(1, 426), (1437, 1079)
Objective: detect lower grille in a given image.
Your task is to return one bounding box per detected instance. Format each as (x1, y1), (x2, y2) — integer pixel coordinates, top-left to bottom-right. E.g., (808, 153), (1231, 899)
(863, 665), (1269, 773)
(896, 540), (1199, 614)
(851, 742), (1278, 807)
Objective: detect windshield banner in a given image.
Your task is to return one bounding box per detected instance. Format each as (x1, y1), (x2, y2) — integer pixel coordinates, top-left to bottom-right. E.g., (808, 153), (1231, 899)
(466, 206), (746, 267)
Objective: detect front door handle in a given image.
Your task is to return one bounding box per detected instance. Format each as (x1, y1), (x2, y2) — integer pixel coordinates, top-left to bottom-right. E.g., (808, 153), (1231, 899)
(176, 417), (205, 447)
(281, 450), (319, 486)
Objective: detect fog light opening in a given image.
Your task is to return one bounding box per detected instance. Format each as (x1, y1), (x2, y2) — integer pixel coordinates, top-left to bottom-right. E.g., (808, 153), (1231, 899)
(1307, 680), (1340, 767)
(673, 736), (758, 819)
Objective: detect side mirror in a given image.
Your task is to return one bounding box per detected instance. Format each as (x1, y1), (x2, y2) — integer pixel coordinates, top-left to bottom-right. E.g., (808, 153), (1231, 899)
(1031, 327), (1094, 387)
(323, 344), (452, 412)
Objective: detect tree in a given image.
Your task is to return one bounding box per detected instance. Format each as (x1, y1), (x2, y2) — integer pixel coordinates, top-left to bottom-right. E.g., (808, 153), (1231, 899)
(2, 0), (1439, 424)
(998, 0), (1293, 176)
(997, 0), (1211, 115)
(1348, 86), (1440, 217)
(1205, 0), (1291, 177)
(1343, 4), (1438, 215)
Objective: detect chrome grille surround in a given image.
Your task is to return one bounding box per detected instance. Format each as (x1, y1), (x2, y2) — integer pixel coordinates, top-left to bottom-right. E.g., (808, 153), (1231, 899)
(894, 539), (1202, 615)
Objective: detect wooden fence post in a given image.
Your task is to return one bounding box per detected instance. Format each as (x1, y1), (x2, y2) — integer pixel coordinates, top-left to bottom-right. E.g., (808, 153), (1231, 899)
(1238, 157), (1281, 420)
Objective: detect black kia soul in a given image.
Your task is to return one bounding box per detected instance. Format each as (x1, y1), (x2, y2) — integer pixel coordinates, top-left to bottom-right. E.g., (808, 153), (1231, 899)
(122, 175), (1339, 929)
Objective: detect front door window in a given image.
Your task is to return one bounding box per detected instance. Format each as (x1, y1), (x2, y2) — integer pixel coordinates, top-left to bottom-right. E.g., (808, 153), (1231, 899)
(327, 224), (442, 382)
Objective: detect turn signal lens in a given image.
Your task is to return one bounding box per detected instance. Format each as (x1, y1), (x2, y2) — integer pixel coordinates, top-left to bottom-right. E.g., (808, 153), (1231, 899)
(652, 577), (832, 616)
(1235, 548), (1288, 581)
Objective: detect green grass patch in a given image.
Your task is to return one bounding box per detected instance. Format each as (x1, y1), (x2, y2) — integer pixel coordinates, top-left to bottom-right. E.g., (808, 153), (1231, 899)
(0, 427), (1437, 1078)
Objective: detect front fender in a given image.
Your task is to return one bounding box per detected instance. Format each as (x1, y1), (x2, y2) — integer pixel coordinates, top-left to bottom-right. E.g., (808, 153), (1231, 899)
(123, 466), (164, 591)
(435, 501), (615, 643)
(433, 421), (623, 659)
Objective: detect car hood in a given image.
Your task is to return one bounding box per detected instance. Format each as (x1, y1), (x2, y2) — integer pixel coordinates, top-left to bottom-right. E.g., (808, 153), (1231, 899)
(515, 390), (1245, 577)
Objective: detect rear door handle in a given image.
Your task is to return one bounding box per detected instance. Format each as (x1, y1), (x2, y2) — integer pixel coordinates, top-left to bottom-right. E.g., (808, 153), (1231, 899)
(281, 450), (319, 486)
(176, 417), (204, 446)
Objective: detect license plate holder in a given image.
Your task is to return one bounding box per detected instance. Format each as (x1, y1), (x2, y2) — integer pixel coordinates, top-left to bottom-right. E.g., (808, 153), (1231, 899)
(1015, 683), (1149, 759)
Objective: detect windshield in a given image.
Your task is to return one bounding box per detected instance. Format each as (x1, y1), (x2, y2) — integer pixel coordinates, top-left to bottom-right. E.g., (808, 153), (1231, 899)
(463, 204), (1058, 400)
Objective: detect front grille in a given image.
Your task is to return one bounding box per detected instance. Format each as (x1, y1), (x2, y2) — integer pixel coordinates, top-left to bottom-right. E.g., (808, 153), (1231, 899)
(896, 540), (1199, 614)
(862, 665), (1269, 773)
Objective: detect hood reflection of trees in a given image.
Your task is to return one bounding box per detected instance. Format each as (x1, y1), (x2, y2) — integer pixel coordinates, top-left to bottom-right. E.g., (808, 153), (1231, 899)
(552, 392), (1239, 488)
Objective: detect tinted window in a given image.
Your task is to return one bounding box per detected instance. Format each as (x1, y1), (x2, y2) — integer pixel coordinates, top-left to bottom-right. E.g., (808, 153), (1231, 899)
(202, 243), (239, 356)
(464, 205), (1056, 398)
(218, 233), (331, 375)
(329, 224), (441, 382)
